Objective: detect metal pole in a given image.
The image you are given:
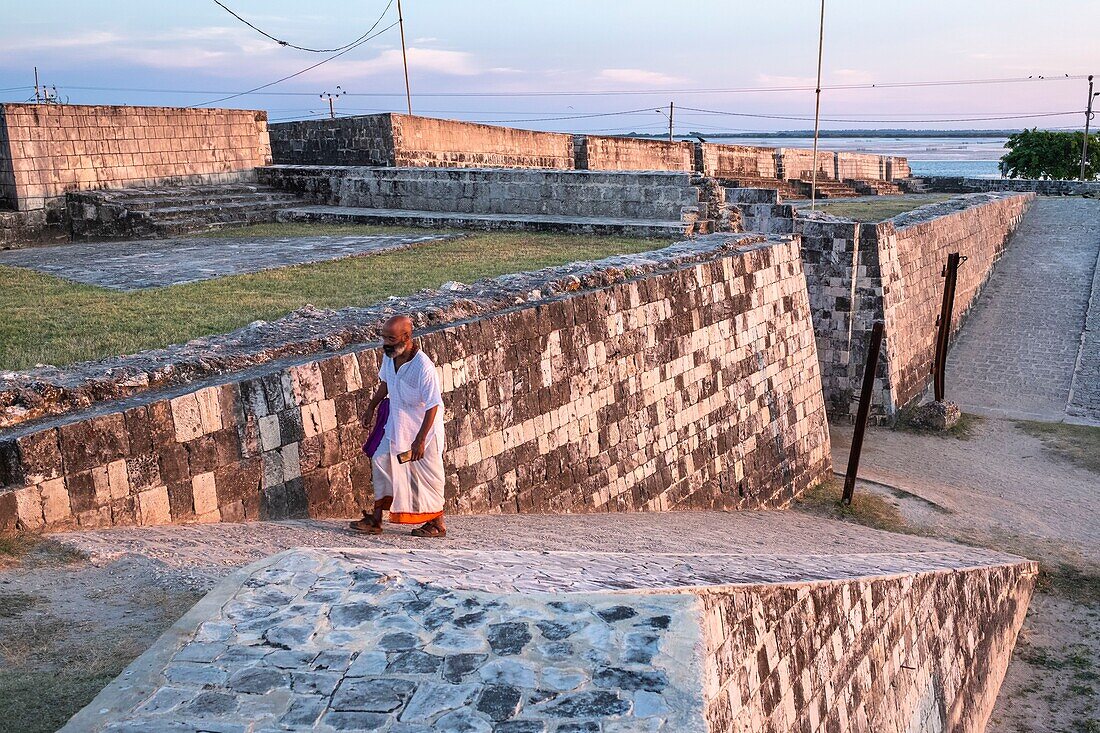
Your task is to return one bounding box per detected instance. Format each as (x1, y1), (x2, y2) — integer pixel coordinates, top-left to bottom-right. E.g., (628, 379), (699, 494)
(809, 0), (825, 210)
(669, 102), (674, 142)
(1081, 75), (1095, 181)
(932, 252), (962, 402)
(396, 0), (412, 115)
(329, 96), (335, 119)
(34, 66), (40, 103)
(842, 320), (884, 505)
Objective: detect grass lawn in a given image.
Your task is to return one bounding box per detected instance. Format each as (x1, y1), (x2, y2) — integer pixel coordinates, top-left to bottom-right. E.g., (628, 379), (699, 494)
(1014, 420), (1100, 475)
(802, 194), (955, 222)
(0, 227), (671, 371)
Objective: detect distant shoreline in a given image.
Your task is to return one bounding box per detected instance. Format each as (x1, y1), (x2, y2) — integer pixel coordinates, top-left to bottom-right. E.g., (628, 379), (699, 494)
(630, 129), (1020, 140)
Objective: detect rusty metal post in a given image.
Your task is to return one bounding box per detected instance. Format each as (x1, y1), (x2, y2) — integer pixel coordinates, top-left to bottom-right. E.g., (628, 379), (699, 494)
(932, 252), (963, 402)
(842, 320), (884, 505)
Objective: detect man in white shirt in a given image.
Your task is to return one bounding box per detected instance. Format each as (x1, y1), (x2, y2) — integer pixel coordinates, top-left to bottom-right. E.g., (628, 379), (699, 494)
(350, 315), (447, 537)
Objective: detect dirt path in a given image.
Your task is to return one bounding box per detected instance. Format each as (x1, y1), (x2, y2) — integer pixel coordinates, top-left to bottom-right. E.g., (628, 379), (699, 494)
(832, 416), (1100, 733)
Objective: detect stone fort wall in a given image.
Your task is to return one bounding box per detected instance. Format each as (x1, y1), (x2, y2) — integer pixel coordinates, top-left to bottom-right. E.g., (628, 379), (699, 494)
(0, 103), (271, 211)
(575, 134), (696, 171)
(269, 113), (575, 169)
(0, 235), (831, 532)
(700, 561), (1035, 732)
(795, 192), (1034, 418)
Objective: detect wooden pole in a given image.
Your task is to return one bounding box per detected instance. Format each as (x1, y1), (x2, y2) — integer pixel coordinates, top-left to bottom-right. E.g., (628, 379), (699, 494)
(396, 0), (412, 115)
(810, 0), (825, 210)
(842, 320), (884, 505)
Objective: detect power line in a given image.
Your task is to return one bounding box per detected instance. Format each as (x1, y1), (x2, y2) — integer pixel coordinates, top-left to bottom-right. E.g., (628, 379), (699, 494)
(41, 73), (1091, 101)
(211, 0), (388, 53)
(194, 1), (397, 107)
(677, 106), (1085, 123)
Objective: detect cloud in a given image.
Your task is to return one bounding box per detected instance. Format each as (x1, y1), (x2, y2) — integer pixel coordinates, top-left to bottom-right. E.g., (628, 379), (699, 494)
(596, 68), (684, 87)
(328, 47), (483, 78)
(756, 73), (816, 88)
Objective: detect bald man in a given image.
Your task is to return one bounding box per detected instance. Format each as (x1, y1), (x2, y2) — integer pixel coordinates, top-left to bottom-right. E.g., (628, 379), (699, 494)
(350, 315), (447, 537)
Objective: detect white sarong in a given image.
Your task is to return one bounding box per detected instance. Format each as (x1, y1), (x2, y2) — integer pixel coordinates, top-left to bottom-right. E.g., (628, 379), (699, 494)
(372, 350), (446, 524)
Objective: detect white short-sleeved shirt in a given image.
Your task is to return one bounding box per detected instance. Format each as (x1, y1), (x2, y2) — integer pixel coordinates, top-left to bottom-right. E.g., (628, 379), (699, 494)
(380, 350), (445, 454)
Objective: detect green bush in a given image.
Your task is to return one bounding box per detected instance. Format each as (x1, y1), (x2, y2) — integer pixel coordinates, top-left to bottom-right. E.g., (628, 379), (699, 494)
(999, 128), (1100, 180)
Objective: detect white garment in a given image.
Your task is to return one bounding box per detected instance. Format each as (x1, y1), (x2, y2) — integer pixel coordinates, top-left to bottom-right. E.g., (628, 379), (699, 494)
(372, 350), (445, 519)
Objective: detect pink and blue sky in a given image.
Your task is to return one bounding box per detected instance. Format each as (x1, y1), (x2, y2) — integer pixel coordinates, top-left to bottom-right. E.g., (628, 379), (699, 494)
(1, 0), (1096, 133)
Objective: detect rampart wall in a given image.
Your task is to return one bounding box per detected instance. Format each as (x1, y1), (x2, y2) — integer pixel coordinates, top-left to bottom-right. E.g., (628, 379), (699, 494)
(574, 134), (695, 171)
(920, 175), (1100, 196)
(792, 192), (1034, 418)
(697, 144), (779, 179)
(701, 562), (1035, 732)
(0, 235), (831, 532)
(0, 103), (270, 211)
(835, 151), (883, 180)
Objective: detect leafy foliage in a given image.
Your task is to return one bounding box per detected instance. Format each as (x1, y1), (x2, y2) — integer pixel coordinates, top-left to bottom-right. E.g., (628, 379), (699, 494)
(999, 128), (1100, 180)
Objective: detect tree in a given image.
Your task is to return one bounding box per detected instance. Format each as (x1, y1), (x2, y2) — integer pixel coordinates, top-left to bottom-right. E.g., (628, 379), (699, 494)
(999, 128), (1100, 180)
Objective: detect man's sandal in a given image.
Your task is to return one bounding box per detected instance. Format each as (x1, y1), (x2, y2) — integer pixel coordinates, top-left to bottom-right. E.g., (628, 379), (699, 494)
(411, 524), (447, 538)
(348, 518), (382, 535)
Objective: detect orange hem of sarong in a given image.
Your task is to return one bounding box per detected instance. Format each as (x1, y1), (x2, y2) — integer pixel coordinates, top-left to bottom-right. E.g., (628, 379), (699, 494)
(389, 511), (444, 525)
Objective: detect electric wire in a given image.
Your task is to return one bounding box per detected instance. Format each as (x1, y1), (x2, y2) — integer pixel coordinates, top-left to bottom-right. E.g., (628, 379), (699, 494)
(211, 0), (389, 53)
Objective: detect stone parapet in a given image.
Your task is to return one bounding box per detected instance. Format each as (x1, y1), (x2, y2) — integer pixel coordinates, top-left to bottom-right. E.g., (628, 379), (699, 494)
(574, 135), (696, 172)
(0, 104), (271, 211)
(919, 175), (1100, 196)
(0, 234), (831, 531)
(698, 143), (779, 179)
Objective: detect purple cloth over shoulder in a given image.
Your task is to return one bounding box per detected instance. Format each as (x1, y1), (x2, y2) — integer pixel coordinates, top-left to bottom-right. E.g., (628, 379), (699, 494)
(362, 398), (390, 457)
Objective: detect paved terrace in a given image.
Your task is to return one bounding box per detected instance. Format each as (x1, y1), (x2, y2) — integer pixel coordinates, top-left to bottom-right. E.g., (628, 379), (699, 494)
(0, 233), (451, 290)
(56, 512), (1023, 733)
(946, 197), (1100, 424)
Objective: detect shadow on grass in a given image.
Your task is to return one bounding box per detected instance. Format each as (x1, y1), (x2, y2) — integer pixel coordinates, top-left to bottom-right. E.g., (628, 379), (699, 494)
(793, 478), (910, 534)
(1014, 420), (1100, 474)
(0, 531), (87, 570)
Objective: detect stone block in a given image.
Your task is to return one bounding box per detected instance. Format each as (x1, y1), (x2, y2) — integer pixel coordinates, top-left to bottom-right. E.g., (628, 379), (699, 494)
(136, 485), (171, 525)
(192, 472), (218, 516)
(58, 413), (129, 473)
(170, 393), (205, 443)
(16, 429), (63, 484)
(40, 477), (71, 524)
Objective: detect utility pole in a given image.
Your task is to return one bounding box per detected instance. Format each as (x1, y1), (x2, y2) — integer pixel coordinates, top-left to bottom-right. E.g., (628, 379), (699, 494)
(33, 66), (40, 103)
(396, 0), (412, 115)
(668, 101), (674, 142)
(810, 0), (825, 210)
(1080, 74), (1096, 181)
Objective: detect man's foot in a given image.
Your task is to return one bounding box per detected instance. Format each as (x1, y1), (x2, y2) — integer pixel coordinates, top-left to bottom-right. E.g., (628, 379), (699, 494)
(411, 521), (446, 538)
(349, 512), (382, 534)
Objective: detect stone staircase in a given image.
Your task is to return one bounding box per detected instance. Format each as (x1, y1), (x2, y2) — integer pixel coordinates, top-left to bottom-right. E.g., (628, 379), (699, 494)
(67, 183), (306, 240)
(721, 176), (807, 200)
(796, 176), (862, 199)
(259, 165), (720, 238)
(846, 178), (905, 196)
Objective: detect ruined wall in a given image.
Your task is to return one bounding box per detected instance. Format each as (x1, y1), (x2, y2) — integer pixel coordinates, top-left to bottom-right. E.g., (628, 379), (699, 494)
(877, 192), (1034, 410)
(698, 144), (778, 179)
(777, 148), (836, 180)
(920, 175), (1100, 195)
(700, 562), (1036, 732)
(269, 113), (574, 169)
(0, 104), (270, 211)
(835, 152), (884, 181)
(576, 135), (695, 171)
(0, 236), (831, 532)
(887, 156), (911, 180)
(741, 191), (1034, 419)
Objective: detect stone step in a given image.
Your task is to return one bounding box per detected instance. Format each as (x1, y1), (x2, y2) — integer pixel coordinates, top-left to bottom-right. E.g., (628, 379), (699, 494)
(137, 200), (301, 222)
(259, 165), (697, 186)
(276, 205), (692, 238)
(111, 192), (302, 212)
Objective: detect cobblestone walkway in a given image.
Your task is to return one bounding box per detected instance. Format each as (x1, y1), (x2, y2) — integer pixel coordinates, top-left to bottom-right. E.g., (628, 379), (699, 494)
(0, 232), (449, 290)
(945, 197), (1100, 423)
(56, 514), (1017, 733)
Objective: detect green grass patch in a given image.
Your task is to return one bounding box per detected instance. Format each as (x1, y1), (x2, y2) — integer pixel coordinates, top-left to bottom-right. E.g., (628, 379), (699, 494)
(1015, 420), (1100, 474)
(893, 408), (984, 441)
(0, 532), (86, 569)
(1037, 563), (1100, 604)
(0, 231), (670, 370)
(794, 478), (909, 534)
(0, 670), (123, 733)
(802, 194), (955, 222)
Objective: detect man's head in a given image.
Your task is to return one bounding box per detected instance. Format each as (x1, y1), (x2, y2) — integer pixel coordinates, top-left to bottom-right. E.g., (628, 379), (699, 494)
(381, 315), (414, 358)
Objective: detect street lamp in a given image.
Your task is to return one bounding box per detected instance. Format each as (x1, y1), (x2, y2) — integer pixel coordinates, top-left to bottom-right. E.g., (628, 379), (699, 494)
(654, 103), (674, 142)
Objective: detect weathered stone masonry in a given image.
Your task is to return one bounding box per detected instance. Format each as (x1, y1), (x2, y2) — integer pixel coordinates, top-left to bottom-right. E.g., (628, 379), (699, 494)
(0, 235), (831, 531)
(795, 192), (1035, 418)
(700, 562), (1035, 732)
(0, 103), (271, 212)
